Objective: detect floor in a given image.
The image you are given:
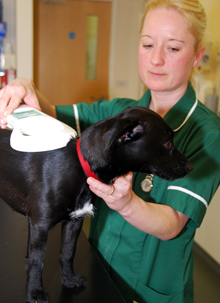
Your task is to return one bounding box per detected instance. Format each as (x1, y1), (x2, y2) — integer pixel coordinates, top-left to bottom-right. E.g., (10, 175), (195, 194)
(83, 217), (220, 303)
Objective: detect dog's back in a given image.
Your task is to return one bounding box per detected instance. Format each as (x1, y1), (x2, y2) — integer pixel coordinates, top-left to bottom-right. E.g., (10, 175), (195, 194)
(0, 129), (87, 219)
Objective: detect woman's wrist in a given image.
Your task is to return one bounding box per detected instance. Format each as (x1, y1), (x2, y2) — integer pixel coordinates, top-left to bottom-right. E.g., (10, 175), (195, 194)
(118, 192), (144, 220)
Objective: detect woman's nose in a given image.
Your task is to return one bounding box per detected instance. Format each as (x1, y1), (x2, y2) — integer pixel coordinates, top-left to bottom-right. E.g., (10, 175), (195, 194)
(151, 46), (165, 66)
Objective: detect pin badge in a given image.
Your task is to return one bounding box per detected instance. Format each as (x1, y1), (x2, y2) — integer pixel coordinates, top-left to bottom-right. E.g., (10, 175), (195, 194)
(141, 174), (154, 193)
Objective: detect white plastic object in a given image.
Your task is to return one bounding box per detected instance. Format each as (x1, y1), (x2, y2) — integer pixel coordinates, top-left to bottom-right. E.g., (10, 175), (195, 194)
(6, 105), (77, 152)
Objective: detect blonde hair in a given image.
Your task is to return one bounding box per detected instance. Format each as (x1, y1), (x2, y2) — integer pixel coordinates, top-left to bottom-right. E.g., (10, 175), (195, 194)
(141, 0), (207, 88)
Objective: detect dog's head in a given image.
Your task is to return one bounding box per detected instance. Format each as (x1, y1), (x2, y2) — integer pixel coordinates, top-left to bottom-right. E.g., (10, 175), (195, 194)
(80, 106), (193, 184)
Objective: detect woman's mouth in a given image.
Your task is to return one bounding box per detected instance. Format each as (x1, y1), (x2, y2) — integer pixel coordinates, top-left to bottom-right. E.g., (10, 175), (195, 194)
(149, 72), (166, 77)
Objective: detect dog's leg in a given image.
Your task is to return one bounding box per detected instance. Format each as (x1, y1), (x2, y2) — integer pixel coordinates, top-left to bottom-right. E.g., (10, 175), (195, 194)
(59, 218), (86, 289)
(26, 217), (31, 260)
(26, 217), (49, 303)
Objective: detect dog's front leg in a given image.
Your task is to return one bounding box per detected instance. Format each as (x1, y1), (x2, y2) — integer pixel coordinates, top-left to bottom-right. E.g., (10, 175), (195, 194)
(26, 217), (49, 303)
(59, 218), (86, 289)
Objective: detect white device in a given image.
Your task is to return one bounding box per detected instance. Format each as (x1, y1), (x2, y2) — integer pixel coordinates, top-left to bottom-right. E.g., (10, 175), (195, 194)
(6, 105), (77, 152)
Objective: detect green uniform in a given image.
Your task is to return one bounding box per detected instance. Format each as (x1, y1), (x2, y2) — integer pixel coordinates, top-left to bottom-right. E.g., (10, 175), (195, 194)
(56, 84), (220, 303)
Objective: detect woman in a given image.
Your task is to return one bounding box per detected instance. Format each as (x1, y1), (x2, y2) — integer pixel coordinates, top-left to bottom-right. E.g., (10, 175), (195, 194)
(0, 1), (220, 302)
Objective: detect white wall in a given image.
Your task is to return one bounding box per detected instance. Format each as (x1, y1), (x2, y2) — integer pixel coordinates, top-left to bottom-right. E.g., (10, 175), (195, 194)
(194, 0), (220, 266)
(109, 0), (144, 100)
(15, 0), (33, 79)
(8, 0), (220, 265)
(2, 0), (16, 53)
(3, 0), (33, 78)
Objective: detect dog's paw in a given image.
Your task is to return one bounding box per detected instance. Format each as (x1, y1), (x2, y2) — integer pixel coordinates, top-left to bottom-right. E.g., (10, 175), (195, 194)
(62, 273), (87, 290)
(26, 289), (49, 303)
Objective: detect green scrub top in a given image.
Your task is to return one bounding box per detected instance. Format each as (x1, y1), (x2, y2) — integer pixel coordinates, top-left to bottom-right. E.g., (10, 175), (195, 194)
(56, 84), (220, 303)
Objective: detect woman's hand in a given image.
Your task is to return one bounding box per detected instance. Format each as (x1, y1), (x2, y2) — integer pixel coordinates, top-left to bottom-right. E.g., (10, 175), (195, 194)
(0, 78), (56, 129)
(87, 172), (135, 214)
(87, 172), (189, 240)
(0, 78), (41, 128)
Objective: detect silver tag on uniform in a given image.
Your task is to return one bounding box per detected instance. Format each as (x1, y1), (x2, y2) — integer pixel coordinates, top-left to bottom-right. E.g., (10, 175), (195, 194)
(141, 175), (153, 193)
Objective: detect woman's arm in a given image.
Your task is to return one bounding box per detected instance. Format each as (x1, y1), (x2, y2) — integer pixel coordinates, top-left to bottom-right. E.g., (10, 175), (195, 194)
(0, 78), (56, 128)
(87, 173), (189, 241)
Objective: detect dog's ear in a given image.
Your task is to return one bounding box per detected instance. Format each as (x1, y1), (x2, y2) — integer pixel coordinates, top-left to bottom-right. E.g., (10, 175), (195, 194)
(103, 121), (144, 151)
(117, 124), (144, 144)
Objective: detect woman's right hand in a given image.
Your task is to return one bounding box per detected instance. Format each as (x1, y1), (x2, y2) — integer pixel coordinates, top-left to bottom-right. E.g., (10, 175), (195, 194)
(0, 78), (41, 128)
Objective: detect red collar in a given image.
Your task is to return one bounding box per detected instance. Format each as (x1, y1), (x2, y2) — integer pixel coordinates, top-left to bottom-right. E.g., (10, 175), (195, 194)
(77, 139), (101, 181)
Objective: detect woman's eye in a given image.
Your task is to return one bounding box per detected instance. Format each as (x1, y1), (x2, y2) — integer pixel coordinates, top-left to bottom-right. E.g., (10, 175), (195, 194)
(169, 47), (179, 52)
(144, 44), (153, 48)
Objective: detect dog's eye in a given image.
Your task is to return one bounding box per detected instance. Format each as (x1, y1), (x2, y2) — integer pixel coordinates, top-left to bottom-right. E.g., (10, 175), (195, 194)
(165, 141), (172, 149)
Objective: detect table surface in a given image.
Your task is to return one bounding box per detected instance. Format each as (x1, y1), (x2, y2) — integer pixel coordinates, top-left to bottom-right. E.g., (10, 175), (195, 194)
(0, 198), (125, 303)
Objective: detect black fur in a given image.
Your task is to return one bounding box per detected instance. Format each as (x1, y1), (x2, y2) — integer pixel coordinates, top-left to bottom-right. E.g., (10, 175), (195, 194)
(0, 106), (193, 303)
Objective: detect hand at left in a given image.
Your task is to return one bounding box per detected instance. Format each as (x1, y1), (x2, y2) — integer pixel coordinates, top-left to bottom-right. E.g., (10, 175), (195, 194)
(87, 172), (135, 214)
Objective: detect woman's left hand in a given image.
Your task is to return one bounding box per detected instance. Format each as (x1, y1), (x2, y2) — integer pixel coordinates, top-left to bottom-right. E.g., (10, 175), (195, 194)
(87, 172), (135, 214)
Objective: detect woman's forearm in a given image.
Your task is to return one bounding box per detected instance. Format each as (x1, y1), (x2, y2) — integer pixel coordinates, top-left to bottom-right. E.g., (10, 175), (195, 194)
(35, 88), (56, 118)
(118, 193), (189, 240)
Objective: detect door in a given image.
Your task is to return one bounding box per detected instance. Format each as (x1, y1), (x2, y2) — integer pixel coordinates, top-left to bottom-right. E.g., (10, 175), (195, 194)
(34, 0), (112, 105)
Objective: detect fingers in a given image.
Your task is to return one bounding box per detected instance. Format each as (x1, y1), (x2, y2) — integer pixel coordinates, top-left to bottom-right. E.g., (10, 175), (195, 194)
(87, 178), (116, 198)
(108, 185), (115, 196)
(0, 78), (41, 128)
(87, 173), (134, 213)
(0, 87), (24, 128)
(0, 82), (24, 119)
(87, 172), (133, 199)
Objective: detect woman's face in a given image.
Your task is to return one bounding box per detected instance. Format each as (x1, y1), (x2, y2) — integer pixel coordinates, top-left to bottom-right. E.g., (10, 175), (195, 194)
(139, 8), (201, 94)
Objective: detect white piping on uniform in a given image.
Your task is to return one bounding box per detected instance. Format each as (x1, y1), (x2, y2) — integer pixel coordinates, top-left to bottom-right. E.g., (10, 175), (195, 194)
(167, 185), (208, 208)
(173, 99), (198, 132)
(73, 104), (81, 137)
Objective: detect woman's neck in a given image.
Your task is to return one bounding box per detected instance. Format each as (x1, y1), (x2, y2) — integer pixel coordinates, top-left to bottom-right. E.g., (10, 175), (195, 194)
(149, 85), (188, 117)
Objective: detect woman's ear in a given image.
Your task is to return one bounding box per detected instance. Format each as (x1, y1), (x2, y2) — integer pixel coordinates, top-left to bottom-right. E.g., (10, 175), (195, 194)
(193, 45), (206, 67)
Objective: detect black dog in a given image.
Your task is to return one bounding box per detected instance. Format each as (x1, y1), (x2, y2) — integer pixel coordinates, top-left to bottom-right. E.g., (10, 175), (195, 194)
(0, 106), (193, 303)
